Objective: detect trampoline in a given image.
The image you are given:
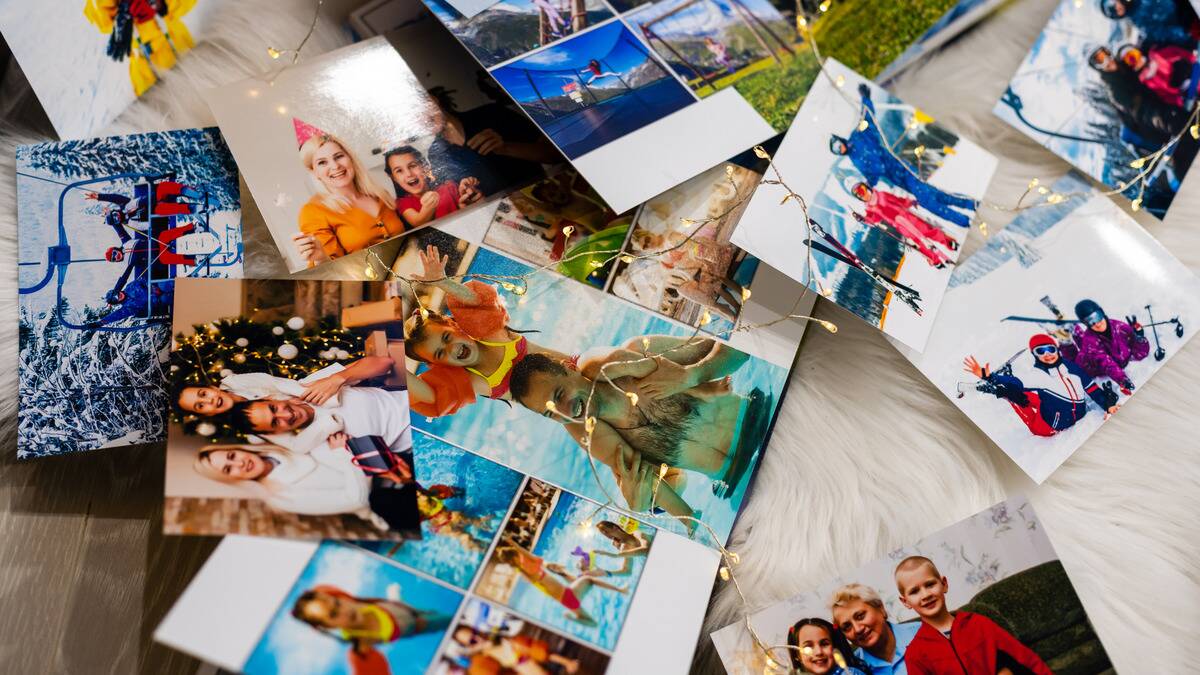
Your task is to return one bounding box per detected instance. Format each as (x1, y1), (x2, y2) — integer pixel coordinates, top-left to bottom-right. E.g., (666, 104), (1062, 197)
(492, 21), (697, 158)
(18, 172), (239, 333)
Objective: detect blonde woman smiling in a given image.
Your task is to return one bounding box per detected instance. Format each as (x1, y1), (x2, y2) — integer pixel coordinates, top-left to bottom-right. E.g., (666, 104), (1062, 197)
(293, 133), (407, 265)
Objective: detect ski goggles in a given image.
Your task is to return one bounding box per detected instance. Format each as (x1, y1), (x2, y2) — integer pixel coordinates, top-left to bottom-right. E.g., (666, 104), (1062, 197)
(1083, 311), (1105, 326)
(1032, 344), (1058, 356)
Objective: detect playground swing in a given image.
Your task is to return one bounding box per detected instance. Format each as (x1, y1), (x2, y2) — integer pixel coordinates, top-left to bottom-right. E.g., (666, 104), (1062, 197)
(17, 172), (235, 333)
(636, 0), (793, 91)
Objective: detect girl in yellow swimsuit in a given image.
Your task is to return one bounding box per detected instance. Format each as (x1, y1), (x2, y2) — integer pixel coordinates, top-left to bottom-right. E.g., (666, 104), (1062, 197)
(494, 544), (627, 627)
(291, 584), (451, 674)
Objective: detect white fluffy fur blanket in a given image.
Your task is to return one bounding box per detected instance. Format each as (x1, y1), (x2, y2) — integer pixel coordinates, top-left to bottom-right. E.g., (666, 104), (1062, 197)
(0, 1), (1196, 673)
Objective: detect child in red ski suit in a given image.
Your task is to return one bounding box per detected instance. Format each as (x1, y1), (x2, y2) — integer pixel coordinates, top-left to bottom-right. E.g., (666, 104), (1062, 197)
(852, 182), (955, 268)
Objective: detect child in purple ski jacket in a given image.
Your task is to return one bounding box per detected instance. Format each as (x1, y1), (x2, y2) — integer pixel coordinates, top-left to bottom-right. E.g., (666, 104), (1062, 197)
(1060, 299), (1149, 393)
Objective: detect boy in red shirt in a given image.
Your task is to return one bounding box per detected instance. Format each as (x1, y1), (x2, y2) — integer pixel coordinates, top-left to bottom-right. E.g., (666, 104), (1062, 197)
(894, 556), (1052, 675)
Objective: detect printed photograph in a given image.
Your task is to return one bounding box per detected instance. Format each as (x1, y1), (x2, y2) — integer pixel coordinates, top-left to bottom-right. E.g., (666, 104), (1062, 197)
(474, 480), (654, 651)
(490, 20), (699, 159)
(624, 0), (806, 129)
(243, 541), (464, 675)
(359, 431), (525, 589)
(0, 0), (216, 138)
(876, 0), (1008, 82)
(731, 59), (997, 351)
(423, 0), (616, 68)
(900, 173), (1200, 483)
(483, 169), (634, 289)
(712, 496), (1114, 675)
(433, 598), (612, 674)
(995, 0), (1200, 218)
(205, 36), (555, 272)
(164, 277), (421, 539)
(398, 235), (788, 542)
(17, 128), (242, 458)
(610, 160), (760, 333)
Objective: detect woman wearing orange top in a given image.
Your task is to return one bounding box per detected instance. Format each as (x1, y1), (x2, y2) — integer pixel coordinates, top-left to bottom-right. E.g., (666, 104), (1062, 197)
(292, 133), (407, 267)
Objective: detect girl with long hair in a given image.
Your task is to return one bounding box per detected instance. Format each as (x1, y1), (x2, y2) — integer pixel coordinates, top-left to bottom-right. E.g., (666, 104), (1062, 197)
(786, 617), (868, 674)
(291, 584), (451, 674)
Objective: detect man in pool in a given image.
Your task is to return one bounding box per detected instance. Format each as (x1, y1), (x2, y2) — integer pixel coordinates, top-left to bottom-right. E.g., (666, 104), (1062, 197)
(509, 335), (767, 517)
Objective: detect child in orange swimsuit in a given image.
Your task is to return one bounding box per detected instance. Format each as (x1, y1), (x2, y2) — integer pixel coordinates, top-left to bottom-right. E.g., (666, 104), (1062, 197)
(404, 245), (565, 418)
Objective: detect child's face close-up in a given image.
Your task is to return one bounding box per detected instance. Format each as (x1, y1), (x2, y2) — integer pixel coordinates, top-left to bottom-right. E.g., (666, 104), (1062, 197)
(896, 567), (948, 618)
(179, 386), (234, 415)
(795, 624), (836, 674)
(388, 153), (430, 196)
(305, 592), (357, 629)
(413, 323), (479, 367)
(311, 141), (356, 190)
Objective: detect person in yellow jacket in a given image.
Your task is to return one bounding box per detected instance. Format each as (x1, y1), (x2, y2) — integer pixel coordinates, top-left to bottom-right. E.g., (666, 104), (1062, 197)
(84, 0), (196, 96)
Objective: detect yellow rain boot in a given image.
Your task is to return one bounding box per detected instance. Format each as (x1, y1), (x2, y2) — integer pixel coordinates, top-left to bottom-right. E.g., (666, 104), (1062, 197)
(129, 49), (157, 96)
(135, 17), (176, 71)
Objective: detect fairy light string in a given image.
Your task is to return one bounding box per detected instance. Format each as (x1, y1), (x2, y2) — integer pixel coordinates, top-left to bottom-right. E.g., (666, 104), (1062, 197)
(266, 1), (1198, 671)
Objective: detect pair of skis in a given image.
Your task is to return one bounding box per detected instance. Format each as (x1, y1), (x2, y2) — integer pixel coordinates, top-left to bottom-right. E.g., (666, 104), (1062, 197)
(1001, 297), (1183, 362)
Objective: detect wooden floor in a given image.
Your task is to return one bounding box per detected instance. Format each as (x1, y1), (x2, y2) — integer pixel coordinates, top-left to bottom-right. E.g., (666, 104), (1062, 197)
(0, 442), (217, 673)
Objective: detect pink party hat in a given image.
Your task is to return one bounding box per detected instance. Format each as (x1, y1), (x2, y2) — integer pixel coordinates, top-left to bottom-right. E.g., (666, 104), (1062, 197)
(293, 118), (329, 148)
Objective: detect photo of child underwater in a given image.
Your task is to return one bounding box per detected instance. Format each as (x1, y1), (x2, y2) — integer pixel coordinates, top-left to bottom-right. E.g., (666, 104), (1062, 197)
(898, 173), (1200, 483)
(995, 0), (1200, 218)
(474, 479), (654, 651)
(17, 127), (243, 458)
(433, 598), (612, 674)
(242, 541), (465, 675)
(731, 59), (997, 351)
(712, 496), (1115, 675)
(164, 277), (423, 540)
(397, 231), (788, 543)
(205, 34), (557, 273)
(359, 431), (526, 589)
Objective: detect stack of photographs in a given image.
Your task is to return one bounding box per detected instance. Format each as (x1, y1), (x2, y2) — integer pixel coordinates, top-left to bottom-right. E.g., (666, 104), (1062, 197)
(150, 20), (816, 668)
(420, 0), (1001, 210)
